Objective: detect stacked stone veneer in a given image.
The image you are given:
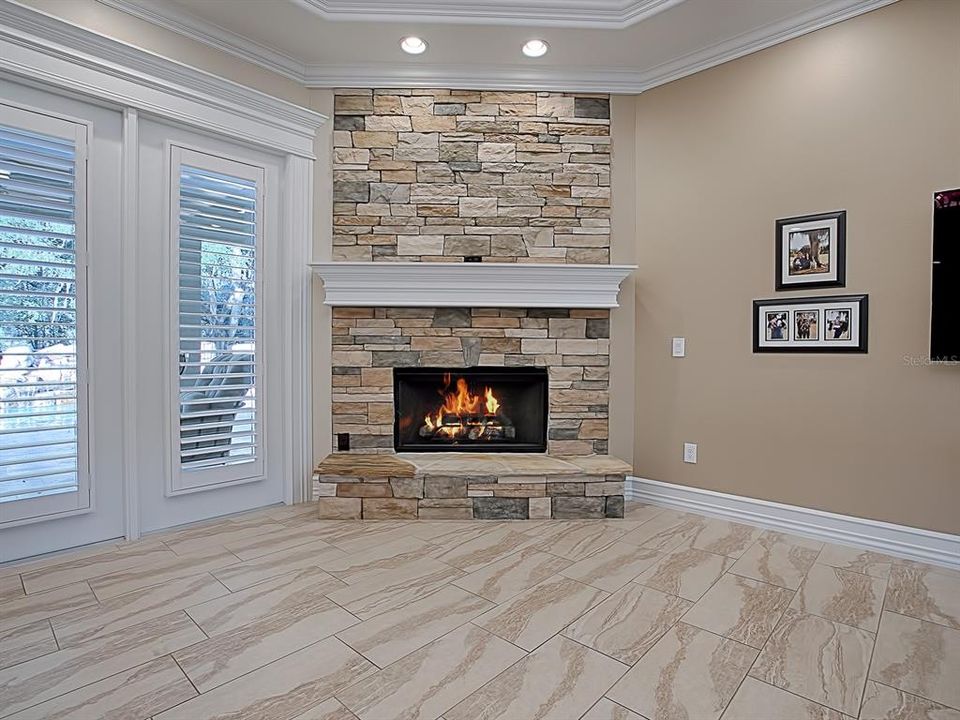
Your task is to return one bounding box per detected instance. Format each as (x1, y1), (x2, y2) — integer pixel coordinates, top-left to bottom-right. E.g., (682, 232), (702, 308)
(332, 306), (610, 455)
(332, 89), (611, 262)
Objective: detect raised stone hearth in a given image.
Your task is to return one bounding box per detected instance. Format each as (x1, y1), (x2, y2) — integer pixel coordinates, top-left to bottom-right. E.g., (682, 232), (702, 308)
(314, 452), (629, 520)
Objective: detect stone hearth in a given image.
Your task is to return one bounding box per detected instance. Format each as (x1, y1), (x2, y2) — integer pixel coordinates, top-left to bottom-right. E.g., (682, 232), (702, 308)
(314, 452), (629, 520)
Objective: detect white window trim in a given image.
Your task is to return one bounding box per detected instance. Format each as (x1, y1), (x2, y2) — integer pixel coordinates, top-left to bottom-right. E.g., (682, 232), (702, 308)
(0, 100), (93, 527)
(0, 3), (323, 536)
(166, 144), (267, 495)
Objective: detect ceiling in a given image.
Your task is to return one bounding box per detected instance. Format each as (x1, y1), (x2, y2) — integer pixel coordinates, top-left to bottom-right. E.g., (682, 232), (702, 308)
(96, 0), (895, 92)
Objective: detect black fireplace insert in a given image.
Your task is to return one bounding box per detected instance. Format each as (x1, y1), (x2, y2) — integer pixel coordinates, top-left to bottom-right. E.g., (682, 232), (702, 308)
(394, 367), (548, 452)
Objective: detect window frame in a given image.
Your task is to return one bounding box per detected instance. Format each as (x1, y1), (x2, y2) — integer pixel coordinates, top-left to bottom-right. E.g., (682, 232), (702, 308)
(0, 101), (92, 526)
(166, 144), (267, 495)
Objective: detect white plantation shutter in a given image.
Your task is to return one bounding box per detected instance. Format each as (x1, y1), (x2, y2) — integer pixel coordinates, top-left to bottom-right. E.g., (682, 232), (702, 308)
(173, 148), (264, 489)
(0, 108), (87, 515)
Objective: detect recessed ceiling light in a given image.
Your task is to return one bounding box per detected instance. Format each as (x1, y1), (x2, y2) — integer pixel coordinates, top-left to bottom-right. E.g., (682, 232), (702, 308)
(522, 39), (549, 58)
(400, 36), (427, 55)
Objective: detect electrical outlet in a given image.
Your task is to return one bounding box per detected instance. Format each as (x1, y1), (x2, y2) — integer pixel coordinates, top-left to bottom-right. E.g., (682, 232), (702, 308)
(683, 442), (698, 464)
(672, 337), (686, 357)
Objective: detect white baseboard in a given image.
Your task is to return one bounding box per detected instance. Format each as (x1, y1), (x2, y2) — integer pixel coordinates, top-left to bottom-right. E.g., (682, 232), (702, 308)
(627, 476), (960, 572)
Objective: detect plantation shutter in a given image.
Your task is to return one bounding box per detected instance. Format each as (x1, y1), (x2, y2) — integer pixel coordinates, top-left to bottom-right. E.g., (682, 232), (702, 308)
(0, 118), (83, 506)
(175, 151), (263, 487)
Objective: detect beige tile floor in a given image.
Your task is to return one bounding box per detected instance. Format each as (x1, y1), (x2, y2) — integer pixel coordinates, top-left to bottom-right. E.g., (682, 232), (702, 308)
(1, 502), (959, 720)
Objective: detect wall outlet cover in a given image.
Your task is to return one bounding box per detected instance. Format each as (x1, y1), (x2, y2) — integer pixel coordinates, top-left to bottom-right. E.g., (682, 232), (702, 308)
(683, 442), (698, 463)
(672, 337), (686, 357)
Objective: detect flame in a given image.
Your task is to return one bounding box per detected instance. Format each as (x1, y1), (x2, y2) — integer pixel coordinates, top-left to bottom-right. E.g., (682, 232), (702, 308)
(422, 375), (502, 440)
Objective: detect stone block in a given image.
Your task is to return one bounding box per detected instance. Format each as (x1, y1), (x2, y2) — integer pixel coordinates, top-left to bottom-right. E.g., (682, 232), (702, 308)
(552, 496), (605, 519)
(548, 318), (587, 338)
(439, 142), (478, 162)
(537, 95), (575, 118)
(547, 482), (585, 496)
(529, 497), (552, 519)
(365, 115), (412, 131)
(419, 507), (474, 520)
(605, 495), (625, 518)
(424, 476), (468, 498)
(473, 497), (529, 520)
(419, 498), (472, 508)
(338, 483), (393, 498)
(371, 350), (420, 367)
(434, 103), (466, 115)
(477, 143), (516, 162)
(432, 308), (472, 327)
(333, 182), (369, 203)
(317, 497), (361, 520)
(398, 235), (444, 256)
(389, 476), (424, 499)
(334, 115), (365, 131)
(585, 481), (625, 496)
(362, 498), (418, 519)
(352, 131), (398, 148)
(444, 237), (491, 256)
(315, 483), (337, 497)
(575, 97), (610, 119)
(369, 183), (411, 203)
(586, 318), (610, 339)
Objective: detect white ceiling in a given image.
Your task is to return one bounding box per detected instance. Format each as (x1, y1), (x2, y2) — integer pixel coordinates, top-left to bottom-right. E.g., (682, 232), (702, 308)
(96, 0), (896, 92)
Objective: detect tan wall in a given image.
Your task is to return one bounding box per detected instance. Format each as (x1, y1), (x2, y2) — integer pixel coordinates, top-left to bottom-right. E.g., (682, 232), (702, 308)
(633, 0), (960, 534)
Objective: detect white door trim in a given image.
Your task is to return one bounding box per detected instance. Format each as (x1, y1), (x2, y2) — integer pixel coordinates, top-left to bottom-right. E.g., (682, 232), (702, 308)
(628, 476), (960, 571)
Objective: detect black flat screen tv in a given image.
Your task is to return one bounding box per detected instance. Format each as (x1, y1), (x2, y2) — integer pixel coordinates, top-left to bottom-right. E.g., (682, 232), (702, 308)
(931, 188), (960, 362)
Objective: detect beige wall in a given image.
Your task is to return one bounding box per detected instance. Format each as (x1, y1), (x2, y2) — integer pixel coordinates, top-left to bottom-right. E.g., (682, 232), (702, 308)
(633, 0), (960, 534)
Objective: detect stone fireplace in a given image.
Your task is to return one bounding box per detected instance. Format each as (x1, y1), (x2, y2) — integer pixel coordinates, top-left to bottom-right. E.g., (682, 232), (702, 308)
(311, 86), (633, 521)
(394, 367), (548, 452)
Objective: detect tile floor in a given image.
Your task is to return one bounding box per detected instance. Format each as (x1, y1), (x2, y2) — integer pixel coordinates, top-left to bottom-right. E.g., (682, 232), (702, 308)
(0, 502), (958, 719)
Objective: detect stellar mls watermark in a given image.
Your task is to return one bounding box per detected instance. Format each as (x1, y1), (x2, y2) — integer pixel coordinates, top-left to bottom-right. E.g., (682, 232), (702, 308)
(903, 355), (960, 366)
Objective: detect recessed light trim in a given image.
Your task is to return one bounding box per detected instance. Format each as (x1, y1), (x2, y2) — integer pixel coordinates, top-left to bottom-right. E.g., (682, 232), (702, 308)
(522, 39), (549, 58)
(400, 36), (428, 55)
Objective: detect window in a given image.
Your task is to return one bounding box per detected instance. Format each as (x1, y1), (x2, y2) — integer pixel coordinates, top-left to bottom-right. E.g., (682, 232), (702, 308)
(173, 148), (263, 490)
(0, 110), (86, 511)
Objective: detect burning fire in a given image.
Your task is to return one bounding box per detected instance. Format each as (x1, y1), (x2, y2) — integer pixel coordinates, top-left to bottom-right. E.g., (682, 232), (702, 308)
(423, 373), (503, 440)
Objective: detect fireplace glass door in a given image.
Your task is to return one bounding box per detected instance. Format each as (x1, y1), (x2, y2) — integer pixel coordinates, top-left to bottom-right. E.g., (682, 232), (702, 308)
(394, 367), (547, 452)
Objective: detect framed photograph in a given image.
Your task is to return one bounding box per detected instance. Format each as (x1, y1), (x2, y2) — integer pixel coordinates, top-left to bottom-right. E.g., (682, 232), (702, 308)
(776, 210), (846, 290)
(753, 294), (867, 353)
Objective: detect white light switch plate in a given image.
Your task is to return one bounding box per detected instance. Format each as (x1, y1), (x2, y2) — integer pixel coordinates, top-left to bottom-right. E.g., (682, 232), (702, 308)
(672, 337), (686, 357)
(683, 442), (698, 464)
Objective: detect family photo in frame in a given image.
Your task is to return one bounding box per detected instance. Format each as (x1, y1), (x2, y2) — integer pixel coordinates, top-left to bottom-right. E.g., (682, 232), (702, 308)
(754, 295), (867, 353)
(775, 210), (846, 290)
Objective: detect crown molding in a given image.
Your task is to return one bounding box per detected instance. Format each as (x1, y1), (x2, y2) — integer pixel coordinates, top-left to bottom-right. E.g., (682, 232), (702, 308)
(289, 0), (685, 29)
(90, 0), (896, 94)
(309, 262), (637, 308)
(0, 1), (326, 155)
(95, 0), (307, 83)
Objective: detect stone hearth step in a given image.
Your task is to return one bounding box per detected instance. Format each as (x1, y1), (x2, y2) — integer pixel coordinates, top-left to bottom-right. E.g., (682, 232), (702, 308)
(314, 452), (630, 520)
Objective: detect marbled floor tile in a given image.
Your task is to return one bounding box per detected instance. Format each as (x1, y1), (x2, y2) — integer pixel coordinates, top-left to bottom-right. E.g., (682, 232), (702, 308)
(817, 544), (897, 579)
(163, 519), (288, 556)
(533, 521), (628, 562)
(398, 521), (490, 545)
(0, 542), (118, 580)
(336, 584), (494, 667)
(0, 611), (205, 718)
(791, 564), (886, 632)
(729, 531), (822, 590)
(291, 697), (359, 720)
(19, 544), (176, 595)
(633, 546), (734, 601)
(156, 636), (375, 720)
(563, 583), (691, 664)
(860, 681), (960, 720)
(620, 510), (709, 552)
(52, 572), (228, 647)
(580, 697), (645, 720)
(689, 519), (763, 559)
(185, 566), (345, 636)
(320, 523), (416, 554)
(452, 547), (572, 603)
(223, 522), (339, 561)
(324, 536), (436, 585)
(174, 593), (357, 692)
(261, 502), (326, 525)
(0, 620), (58, 671)
(337, 623), (526, 720)
(559, 543), (662, 593)
(751, 609), (874, 716)
(870, 611), (960, 711)
(0, 582), (96, 633)
(473, 575), (608, 651)
(721, 677), (846, 720)
(87, 546), (240, 601)
(676, 572), (793, 649)
(211, 540), (347, 591)
(431, 526), (540, 574)
(0, 575), (23, 603)
(623, 502), (664, 523)
(885, 565), (960, 630)
(4, 656), (196, 720)
(445, 635), (627, 720)
(607, 622), (757, 720)
(325, 558), (463, 620)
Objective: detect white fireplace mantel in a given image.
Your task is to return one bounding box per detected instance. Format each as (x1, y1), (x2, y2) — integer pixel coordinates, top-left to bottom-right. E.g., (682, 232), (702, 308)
(309, 262), (636, 308)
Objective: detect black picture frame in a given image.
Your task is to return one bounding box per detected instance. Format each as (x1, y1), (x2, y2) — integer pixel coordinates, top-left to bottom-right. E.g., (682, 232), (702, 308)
(753, 294), (868, 353)
(776, 210), (846, 290)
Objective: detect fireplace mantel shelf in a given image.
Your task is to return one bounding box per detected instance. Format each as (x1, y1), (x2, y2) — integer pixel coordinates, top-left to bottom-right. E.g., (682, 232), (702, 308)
(309, 262), (636, 308)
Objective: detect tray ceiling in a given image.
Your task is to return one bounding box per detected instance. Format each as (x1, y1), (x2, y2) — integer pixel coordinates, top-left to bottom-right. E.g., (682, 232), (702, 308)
(96, 0), (897, 92)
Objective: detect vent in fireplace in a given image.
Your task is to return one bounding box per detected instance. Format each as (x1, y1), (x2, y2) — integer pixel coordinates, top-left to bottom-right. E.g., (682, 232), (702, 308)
(394, 367), (548, 453)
